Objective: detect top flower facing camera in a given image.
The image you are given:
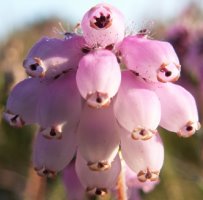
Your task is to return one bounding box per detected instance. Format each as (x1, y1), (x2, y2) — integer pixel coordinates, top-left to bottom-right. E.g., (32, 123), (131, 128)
(3, 3), (201, 198)
(81, 3), (125, 48)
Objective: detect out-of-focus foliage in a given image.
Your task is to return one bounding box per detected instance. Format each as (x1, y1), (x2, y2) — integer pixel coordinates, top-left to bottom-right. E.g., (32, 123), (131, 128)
(0, 3), (203, 200)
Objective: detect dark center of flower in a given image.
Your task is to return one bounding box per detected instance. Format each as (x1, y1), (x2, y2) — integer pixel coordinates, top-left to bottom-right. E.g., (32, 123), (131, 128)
(50, 129), (56, 136)
(96, 96), (102, 103)
(145, 171), (152, 179)
(165, 71), (172, 77)
(139, 129), (146, 136)
(43, 169), (49, 175)
(94, 13), (111, 29)
(186, 125), (193, 131)
(30, 63), (39, 71)
(95, 188), (107, 196)
(97, 162), (105, 168)
(95, 188), (102, 195)
(11, 115), (19, 123)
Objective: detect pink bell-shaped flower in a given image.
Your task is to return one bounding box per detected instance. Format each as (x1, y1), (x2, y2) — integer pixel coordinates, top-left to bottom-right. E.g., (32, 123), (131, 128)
(76, 49), (121, 108)
(33, 125), (77, 177)
(75, 152), (121, 197)
(77, 104), (120, 171)
(23, 35), (85, 78)
(37, 71), (82, 138)
(4, 77), (42, 127)
(119, 128), (164, 182)
(81, 3), (125, 48)
(114, 71), (161, 140)
(119, 35), (181, 82)
(152, 82), (201, 137)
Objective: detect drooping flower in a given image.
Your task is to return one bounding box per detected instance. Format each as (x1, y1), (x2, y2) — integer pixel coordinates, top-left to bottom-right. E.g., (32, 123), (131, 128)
(114, 71), (161, 140)
(77, 103), (120, 171)
(23, 35), (85, 78)
(3, 3), (201, 199)
(37, 71), (82, 139)
(4, 77), (42, 127)
(119, 35), (181, 82)
(151, 82), (200, 137)
(33, 124), (77, 177)
(119, 128), (164, 182)
(76, 49), (121, 108)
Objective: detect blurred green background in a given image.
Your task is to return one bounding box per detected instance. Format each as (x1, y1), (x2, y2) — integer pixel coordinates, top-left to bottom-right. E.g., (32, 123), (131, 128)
(0, 1), (203, 200)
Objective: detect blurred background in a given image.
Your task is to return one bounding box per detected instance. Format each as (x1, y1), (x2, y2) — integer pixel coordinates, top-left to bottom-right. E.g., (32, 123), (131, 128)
(0, 0), (203, 199)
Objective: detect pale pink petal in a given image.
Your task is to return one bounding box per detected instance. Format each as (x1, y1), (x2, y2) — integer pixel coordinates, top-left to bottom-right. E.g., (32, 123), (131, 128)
(77, 104), (120, 171)
(152, 82), (200, 137)
(75, 151), (121, 197)
(62, 162), (85, 200)
(81, 3), (125, 48)
(129, 189), (142, 200)
(119, 128), (164, 182)
(114, 71), (161, 140)
(4, 78), (42, 126)
(76, 49), (121, 108)
(33, 124), (77, 177)
(23, 35), (85, 78)
(119, 35), (181, 82)
(37, 71), (82, 129)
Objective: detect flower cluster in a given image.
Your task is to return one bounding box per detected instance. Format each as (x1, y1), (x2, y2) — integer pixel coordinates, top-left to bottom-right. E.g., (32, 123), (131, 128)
(3, 3), (201, 198)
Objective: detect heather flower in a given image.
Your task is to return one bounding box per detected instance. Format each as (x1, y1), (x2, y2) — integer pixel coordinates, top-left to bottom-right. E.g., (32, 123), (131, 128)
(151, 82), (200, 137)
(3, 3), (201, 199)
(76, 49), (121, 108)
(81, 3), (125, 48)
(119, 35), (181, 82)
(114, 71), (161, 140)
(37, 71), (82, 138)
(4, 77), (42, 127)
(23, 35), (85, 78)
(119, 128), (164, 182)
(33, 124), (77, 177)
(77, 104), (120, 171)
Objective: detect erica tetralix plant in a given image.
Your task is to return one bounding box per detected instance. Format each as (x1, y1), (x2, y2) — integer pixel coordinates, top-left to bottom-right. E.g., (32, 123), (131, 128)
(3, 3), (201, 200)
